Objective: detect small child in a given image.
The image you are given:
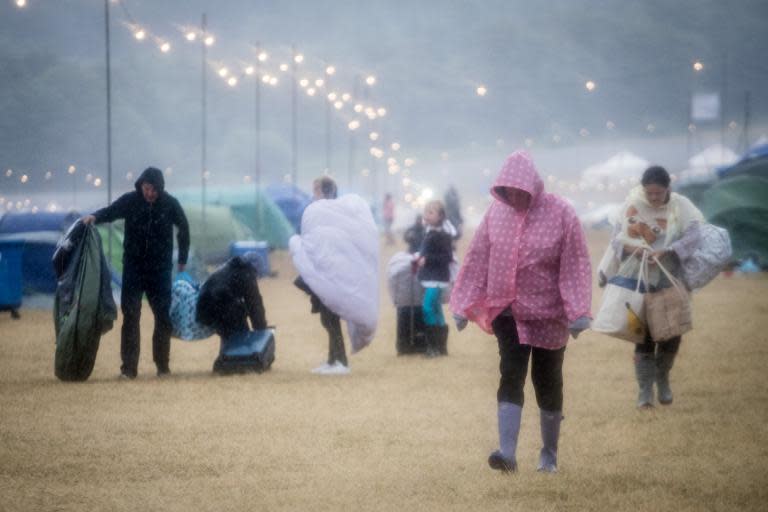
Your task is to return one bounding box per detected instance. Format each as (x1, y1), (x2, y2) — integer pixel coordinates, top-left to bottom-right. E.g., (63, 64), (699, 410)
(416, 200), (454, 357)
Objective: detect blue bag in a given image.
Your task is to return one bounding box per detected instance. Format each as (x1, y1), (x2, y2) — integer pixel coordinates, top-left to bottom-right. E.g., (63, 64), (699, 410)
(170, 272), (215, 341)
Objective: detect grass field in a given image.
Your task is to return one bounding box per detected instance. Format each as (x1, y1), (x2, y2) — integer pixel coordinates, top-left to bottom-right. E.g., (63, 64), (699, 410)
(1, 230), (767, 511)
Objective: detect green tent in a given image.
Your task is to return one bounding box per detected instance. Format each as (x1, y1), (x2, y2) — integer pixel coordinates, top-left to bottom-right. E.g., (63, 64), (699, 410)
(182, 204), (253, 264)
(175, 186), (295, 250)
(700, 176), (768, 263)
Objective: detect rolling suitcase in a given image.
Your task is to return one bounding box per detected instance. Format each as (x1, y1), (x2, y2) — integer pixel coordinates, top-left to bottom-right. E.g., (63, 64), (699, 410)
(213, 329), (276, 375)
(396, 306), (428, 355)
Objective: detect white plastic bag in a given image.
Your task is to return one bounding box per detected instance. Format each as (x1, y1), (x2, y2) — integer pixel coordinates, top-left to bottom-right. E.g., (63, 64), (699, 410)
(682, 224), (732, 290)
(593, 251), (648, 343)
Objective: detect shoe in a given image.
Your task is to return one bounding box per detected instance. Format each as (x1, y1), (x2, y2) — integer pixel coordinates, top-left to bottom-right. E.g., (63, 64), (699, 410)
(119, 371), (136, 380)
(489, 402), (522, 473)
(157, 366), (171, 378)
(321, 361), (351, 375)
(311, 362), (334, 374)
(634, 353), (656, 409)
(488, 450), (517, 472)
(536, 410), (562, 473)
(655, 352), (676, 405)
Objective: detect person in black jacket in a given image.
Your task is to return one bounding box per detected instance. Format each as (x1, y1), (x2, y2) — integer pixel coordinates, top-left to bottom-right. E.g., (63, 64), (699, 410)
(196, 256), (267, 340)
(403, 214), (425, 254)
(83, 167), (189, 379)
(415, 200), (454, 357)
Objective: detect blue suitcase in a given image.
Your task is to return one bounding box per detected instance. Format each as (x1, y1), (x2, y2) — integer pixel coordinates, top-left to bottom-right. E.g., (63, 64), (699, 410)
(213, 329), (276, 375)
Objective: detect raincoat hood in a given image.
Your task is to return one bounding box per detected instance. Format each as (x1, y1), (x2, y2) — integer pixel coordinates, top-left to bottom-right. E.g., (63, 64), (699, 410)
(134, 167), (166, 196)
(490, 151), (544, 209)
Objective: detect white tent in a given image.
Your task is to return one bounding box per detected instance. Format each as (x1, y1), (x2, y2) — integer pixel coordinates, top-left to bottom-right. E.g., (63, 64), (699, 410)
(580, 151), (649, 188)
(688, 144), (738, 169)
(678, 144), (738, 186)
(579, 202), (622, 229)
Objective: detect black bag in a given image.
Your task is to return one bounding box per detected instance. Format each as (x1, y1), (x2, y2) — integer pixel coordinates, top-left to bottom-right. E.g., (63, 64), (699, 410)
(396, 306), (428, 355)
(213, 329), (275, 375)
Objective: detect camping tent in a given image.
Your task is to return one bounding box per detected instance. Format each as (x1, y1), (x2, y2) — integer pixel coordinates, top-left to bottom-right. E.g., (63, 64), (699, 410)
(0, 211), (79, 293)
(700, 176), (768, 263)
(580, 151), (649, 188)
(264, 184), (312, 233)
(181, 204), (253, 264)
(578, 203), (622, 230)
(175, 186), (295, 249)
(717, 143), (768, 180)
(677, 144), (738, 187)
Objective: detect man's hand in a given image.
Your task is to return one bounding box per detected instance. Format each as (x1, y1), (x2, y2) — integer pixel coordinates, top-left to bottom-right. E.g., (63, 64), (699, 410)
(81, 214), (96, 225)
(453, 314), (468, 332)
(568, 316), (591, 339)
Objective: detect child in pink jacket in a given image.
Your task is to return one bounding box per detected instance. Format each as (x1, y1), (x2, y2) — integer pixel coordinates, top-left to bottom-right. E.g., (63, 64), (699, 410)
(450, 151), (592, 473)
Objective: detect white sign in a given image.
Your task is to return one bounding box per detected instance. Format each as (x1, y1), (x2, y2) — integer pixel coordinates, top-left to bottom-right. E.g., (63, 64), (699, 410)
(691, 92), (720, 121)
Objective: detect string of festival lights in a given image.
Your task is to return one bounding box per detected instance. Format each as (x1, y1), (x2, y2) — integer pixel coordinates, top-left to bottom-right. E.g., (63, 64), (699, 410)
(4, 0), (748, 216)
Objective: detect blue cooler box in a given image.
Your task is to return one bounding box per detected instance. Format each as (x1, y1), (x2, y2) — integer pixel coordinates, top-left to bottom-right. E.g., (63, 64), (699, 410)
(0, 240), (24, 311)
(230, 240), (270, 277)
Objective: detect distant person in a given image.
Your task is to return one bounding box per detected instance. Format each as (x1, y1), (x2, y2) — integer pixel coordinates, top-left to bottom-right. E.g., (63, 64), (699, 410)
(403, 214), (425, 254)
(450, 151), (592, 473)
(196, 256), (267, 340)
(82, 167), (189, 379)
(382, 193), (396, 245)
(444, 185), (464, 240)
(415, 200), (453, 357)
(605, 165), (703, 408)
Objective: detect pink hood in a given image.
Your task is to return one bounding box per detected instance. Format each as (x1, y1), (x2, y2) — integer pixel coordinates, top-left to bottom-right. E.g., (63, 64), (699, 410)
(449, 151), (592, 349)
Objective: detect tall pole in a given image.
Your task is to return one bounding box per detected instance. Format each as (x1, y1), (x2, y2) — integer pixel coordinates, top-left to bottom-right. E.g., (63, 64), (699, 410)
(347, 74), (360, 189)
(104, 0), (113, 261)
(720, 52), (728, 157)
(255, 42), (262, 232)
(291, 44), (298, 194)
(742, 91), (751, 152)
(201, 13), (208, 228)
(325, 70), (331, 174)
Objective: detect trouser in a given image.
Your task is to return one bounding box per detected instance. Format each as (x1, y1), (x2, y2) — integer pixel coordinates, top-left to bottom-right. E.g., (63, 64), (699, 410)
(319, 301), (346, 366)
(120, 266), (172, 376)
(214, 300), (250, 341)
(634, 334), (681, 355)
(492, 314), (565, 411)
(422, 286), (445, 327)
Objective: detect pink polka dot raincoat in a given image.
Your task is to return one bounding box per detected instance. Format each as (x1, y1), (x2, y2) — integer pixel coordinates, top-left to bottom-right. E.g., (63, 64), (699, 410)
(449, 151), (592, 349)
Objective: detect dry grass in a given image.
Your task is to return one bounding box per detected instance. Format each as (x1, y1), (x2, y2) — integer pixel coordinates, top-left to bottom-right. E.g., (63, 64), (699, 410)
(1, 230), (767, 511)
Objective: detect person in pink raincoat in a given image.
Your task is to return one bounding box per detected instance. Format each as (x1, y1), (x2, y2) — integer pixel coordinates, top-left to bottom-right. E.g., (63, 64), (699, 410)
(450, 151), (592, 474)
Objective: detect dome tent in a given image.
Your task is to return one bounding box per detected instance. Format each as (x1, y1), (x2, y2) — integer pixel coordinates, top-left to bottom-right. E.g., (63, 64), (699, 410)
(700, 176), (768, 264)
(174, 186), (295, 250)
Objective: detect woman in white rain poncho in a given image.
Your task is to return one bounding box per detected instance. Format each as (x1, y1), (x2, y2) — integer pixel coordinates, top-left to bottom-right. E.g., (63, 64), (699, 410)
(603, 166), (704, 408)
(290, 177), (379, 375)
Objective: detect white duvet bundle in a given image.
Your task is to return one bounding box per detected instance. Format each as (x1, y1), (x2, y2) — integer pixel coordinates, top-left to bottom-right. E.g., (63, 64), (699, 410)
(289, 194), (379, 353)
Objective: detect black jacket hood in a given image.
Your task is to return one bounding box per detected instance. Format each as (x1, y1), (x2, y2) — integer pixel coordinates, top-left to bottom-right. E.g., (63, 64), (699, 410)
(134, 167), (165, 195)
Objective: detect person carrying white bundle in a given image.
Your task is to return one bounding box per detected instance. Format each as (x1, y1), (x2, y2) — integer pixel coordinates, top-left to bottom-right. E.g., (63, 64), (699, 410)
(290, 176), (380, 375)
(597, 165), (705, 408)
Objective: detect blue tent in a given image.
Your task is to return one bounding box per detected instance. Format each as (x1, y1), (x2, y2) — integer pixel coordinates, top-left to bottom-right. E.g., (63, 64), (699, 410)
(264, 184), (312, 232)
(0, 211), (79, 293)
(717, 143), (768, 179)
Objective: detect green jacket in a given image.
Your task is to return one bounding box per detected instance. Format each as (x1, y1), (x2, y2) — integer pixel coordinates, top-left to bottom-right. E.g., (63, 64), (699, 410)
(53, 223), (117, 381)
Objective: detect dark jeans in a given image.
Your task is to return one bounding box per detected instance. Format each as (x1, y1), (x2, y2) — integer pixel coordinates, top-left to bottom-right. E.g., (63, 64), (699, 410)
(120, 266), (172, 376)
(319, 302), (347, 366)
(295, 276), (347, 366)
(492, 314), (566, 412)
(635, 333), (681, 355)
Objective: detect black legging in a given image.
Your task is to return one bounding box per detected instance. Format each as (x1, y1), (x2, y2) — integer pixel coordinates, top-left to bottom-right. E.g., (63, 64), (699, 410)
(120, 265), (172, 376)
(492, 314), (565, 411)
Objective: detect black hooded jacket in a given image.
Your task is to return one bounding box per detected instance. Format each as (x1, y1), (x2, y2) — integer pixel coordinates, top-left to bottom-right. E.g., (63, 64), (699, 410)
(196, 256), (267, 333)
(92, 167), (190, 271)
